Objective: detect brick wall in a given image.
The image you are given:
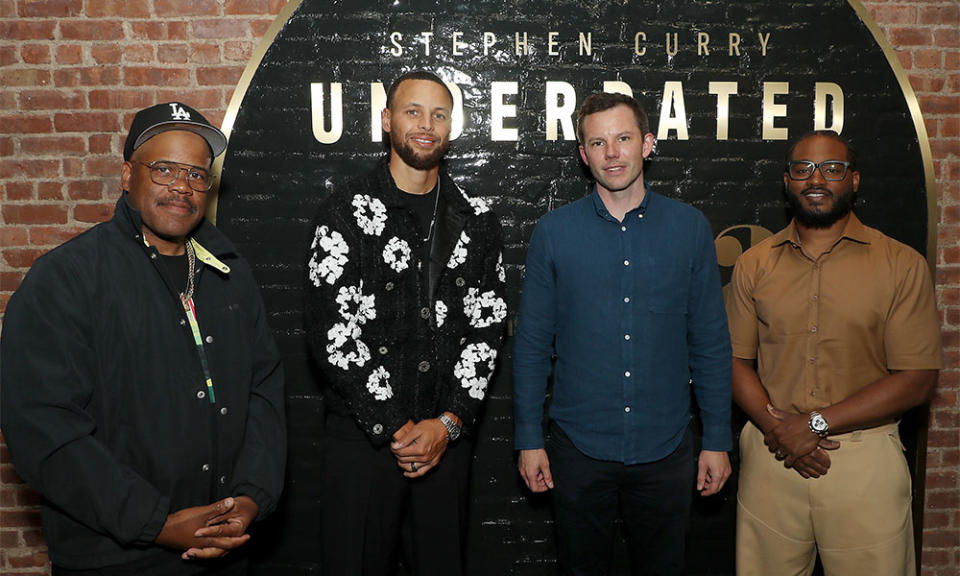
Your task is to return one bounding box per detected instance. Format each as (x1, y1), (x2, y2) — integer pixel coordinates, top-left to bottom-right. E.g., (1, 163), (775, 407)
(0, 0), (957, 574)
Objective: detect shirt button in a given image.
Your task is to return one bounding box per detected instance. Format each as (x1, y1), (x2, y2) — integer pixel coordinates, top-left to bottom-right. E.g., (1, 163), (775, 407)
(150, 253), (157, 260)
(623, 260), (630, 266)
(202, 464), (210, 472)
(638, 213), (644, 219)
(811, 391), (817, 397)
(809, 358), (816, 364)
(373, 423), (384, 435)
(418, 360), (431, 373)
(219, 475), (226, 485)
(456, 277), (466, 287)
(624, 297), (630, 303)
(385, 282), (394, 291)
(812, 294), (819, 301)
(624, 371), (631, 378)
(420, 307), (431, 319)
(180, 319), (186, 326)
(624, 334), (631, 341)
(220, 407), (228, 415)
(624, 406), (631, 413)
(197, 390), (206, 399)
(379, 346), (388, 355)
(810, 326), (818, 333)
(621, 226), (627, 232)
(205, 335), (214, 344)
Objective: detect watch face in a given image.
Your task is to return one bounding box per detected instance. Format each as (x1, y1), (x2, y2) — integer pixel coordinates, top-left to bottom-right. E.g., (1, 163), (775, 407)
(811, 414), (828, 432)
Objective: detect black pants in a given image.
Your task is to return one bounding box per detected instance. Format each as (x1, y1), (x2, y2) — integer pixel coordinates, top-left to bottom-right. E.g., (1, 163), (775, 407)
(52, 550), (248, 576)
(547, 421), (696, 576)
(321, 413), (472, 576)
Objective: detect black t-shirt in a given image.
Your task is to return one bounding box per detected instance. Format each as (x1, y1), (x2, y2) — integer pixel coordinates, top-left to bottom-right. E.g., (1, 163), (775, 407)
(397, 182), (439, 242)
(160, 252), (188, 296)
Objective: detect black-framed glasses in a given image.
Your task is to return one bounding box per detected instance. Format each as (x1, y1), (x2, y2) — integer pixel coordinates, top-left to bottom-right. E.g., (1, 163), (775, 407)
(131, 160), (213, 192)
(787, 160), (851, 182)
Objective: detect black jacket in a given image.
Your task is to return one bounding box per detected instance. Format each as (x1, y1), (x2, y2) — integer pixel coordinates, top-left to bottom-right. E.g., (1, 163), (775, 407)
(305, 159), (506, 445)
(0, 194), (286, 569)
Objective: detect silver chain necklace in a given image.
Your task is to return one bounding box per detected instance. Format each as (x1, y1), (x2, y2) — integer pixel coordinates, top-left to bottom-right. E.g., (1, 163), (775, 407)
(422, 178), (441, 242)
(182, 239), (196, 302)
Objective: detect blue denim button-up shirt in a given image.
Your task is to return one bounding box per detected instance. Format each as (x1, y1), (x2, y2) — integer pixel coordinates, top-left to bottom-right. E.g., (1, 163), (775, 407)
(513, 186), (732, 464)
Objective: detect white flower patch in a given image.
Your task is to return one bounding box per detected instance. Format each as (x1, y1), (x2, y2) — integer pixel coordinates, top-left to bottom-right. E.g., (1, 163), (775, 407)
(326, 321), (371, 370)
(336, 284), (376, 325)
(435, 300), (448, 327)
(447, 231), (471, 269)
(463, 288), (507, 328)
(496, 251), (506, 283)
(366, 366), (393, 401)
(453, 342), (498, 400)
(308, 225), (349, 286)
(352, 193), (387, 236)
(461, 189), (490, 215)
(382, 236), (411, 273)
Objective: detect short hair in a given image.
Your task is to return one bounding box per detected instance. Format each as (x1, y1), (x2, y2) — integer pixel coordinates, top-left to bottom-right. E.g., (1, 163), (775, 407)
(385, 70), (453, 110)
(576, 91), (649, 143)
(785, 130), (858, 171)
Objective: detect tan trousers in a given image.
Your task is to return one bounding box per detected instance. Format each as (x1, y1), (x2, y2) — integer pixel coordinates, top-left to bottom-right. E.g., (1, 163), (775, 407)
(736, 421), (915, 576)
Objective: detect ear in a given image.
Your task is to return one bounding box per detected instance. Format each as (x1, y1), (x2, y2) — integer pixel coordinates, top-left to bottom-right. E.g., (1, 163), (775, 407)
(641, 133), (655, 159)
(850, 169), (860, 192)
(381, 107), (392, 134)
(121, 161), (133, 191)
(783, 172), (790, 190)
(578, 144), (589, 166)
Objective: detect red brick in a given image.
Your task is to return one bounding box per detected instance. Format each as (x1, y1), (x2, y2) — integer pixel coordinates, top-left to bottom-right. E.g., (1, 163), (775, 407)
(68, 180), (106, 200)
(0, 227), (28, 247)
(55, 67), (122, 87)
(20, 44), (50, 64)
(196, 66), (244, 86)
(1, 159), (60, 179)
(223, 40), (253, 62)
(942, 117), (960, 139)
(895, 50), (912, 69)
(4, 182), (35, 201)
(918, 5), (959, 26)
(91, 43), (122, 65)
(61, 20), (124, 41)
(2, 204), (67, 225)
(6, 548), (48, 569)
(86, 0), (151, 18)
(0, 115), (52, 134)
(0, 529), (18, 548)
(21, 135), (86, 156)
(62, 157), (83, 177)
(889, 27), (932, 46)
(948, 73), (960, 93)
(913, 50), (943, 70)
(946, 52), (960, 70)
(54, 112), (121, 133)
(88, 134), (114, 154)
(88, 89), (154, 110)
(86, 156), (121, 177)
(124, 67), (191, 86)
(189, 42), (221, 64)
(22, 527), (45, 547)
(74, 203), (115, 223)
(0, 0), (14, 17)
(17, 0), (81, 17)
(250, 18), (276, 37)
(155, 0), (218, 16)
(123, 43), (156, 63)
(267, 0), (287, 13)
(156, 88), (220, 109)
(931, 408), (959, 430)
(0, 45), (17, 66)
(130, 21), (184, 40)
(38, 181), (63, 200)
(909, 73), (946, 92)
(925, 470), (959, 490)
(55, 44), (82, 65)
(935, 27), (960, 48)
(0, 20), (56, 41)
(191, 19), (247, 40)
(870, 5), (917, 25)
(30, 226), (88, 246)
(922, 528), (960, 549)
(0, 136), (14, 156)
(19, 89), (85, 111)
(0, 69), (51, 87)
(0, 91), (15, 111)
(224, 0), (271, 14)
(158, 43), (189, 63)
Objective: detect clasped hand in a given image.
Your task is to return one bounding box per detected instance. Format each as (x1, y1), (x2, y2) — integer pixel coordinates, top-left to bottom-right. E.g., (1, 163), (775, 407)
(391, 418), (450, 478)
(155, 495), (259, 560)
(764, 404), (839, 478)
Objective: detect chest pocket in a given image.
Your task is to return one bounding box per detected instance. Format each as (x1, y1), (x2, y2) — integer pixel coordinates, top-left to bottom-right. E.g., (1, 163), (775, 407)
(641, 262), (690, 314)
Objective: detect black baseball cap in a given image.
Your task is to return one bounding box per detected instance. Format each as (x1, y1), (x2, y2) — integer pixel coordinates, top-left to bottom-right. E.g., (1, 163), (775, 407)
(123, 102), (227, 160)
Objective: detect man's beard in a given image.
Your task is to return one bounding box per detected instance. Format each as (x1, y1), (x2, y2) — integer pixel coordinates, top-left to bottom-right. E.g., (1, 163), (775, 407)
(391, 131), (448, 170)
(784, 184), (857, 229)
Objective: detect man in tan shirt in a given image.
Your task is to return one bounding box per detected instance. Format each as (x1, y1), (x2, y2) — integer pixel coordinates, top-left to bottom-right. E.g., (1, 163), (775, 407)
(726, 130), (942, 576)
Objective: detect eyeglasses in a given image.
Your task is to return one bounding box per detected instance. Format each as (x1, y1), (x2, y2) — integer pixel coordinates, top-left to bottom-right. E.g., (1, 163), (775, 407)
(787, 160), (851, 182)
(131, 160), (213, 192)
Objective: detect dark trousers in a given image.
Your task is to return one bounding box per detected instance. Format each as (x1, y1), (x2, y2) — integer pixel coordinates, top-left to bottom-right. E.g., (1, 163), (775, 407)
(547, 421), (696, 576)
(321, 413), (472, 576)
(52, 551), (248, 576)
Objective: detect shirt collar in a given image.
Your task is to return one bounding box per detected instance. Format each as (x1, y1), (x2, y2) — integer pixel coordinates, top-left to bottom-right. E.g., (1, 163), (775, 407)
(590, 182), (652, 221)
(772, 212), (872, 249)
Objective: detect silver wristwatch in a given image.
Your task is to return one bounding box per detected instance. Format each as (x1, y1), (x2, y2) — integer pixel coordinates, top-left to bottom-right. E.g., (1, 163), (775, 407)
(808, 411), (829, 438)
(439, 413), (461, 442)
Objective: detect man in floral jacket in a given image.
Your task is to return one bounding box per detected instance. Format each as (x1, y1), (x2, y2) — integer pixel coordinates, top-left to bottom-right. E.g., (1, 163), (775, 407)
(305, 70), (506, 575)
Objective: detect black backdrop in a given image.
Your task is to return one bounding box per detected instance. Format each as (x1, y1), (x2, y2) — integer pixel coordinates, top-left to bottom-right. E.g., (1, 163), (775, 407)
(215, 1), (931, 574)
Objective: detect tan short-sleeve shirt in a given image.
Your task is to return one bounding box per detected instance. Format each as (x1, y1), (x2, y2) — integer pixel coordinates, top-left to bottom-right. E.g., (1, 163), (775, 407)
(726, 213), (942, 414)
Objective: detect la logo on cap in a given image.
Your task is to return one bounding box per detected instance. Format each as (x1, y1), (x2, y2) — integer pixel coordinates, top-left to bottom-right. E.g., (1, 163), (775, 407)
(169, 103), (191, 121)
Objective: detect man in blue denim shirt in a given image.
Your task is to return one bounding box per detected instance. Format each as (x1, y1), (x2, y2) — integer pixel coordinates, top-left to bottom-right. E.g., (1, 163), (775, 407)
(513, 92), (732, 576)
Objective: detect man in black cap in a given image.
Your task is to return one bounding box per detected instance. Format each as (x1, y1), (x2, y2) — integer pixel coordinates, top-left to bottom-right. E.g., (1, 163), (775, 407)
(1, 102), (286, 575)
